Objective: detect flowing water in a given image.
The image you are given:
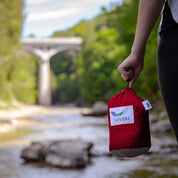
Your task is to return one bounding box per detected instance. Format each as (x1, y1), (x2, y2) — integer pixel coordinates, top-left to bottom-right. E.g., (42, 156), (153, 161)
(0, 106), (178, 178)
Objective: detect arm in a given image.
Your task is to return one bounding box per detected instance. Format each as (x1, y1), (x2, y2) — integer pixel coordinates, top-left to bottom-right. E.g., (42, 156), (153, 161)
(118, 0), (165, 88)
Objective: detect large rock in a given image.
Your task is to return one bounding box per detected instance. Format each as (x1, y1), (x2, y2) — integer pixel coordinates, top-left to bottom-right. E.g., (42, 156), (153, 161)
(21, 140), (93, 169)
(46, 140), (93, 168)
(81, 101), (107, 116)
(21, 141), (51, 162)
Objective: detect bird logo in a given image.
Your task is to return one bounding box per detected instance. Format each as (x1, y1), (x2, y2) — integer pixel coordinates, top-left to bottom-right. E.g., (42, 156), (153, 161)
(111, 111), (124, 116)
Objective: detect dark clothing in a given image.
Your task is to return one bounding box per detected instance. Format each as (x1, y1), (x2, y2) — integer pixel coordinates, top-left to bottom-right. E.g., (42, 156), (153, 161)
(157, 1), (178, 141)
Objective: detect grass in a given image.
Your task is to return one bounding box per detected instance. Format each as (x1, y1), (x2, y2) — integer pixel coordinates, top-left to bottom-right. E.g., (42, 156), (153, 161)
(0, 129), (33, 142)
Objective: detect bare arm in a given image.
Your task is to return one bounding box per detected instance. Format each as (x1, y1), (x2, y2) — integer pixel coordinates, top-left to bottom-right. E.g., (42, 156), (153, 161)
(118, 0), (165, 88)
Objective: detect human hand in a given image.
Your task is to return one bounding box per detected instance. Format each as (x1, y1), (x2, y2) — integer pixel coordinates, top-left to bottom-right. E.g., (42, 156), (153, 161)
(118, 53), (144, 88)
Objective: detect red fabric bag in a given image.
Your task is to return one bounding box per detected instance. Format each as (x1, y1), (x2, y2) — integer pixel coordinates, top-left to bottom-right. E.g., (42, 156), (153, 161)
(107, 87), (151, 157)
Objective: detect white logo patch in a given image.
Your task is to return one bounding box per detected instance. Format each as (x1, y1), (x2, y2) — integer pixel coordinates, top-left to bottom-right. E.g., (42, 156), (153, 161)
(142, 100), (152, 110)
(109, 105), (134, 126)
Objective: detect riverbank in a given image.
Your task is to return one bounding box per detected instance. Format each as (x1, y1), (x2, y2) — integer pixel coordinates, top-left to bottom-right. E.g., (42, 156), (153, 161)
(0, 102), (81, 120)
(0, 102), (83, 144)
(0, 102), (178, 178)
(0, 101), (175, 139)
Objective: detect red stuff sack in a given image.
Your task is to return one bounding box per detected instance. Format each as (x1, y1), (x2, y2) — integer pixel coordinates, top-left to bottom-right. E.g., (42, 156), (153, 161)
(107, 87), (151, 157)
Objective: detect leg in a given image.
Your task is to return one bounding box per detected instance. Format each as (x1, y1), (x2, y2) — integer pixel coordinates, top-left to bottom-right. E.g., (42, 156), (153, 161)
(157, 1), (178, 142)
(157, 36), (178, 142)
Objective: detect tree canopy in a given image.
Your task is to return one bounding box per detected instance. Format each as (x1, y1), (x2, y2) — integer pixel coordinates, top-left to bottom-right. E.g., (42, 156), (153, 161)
(52, 0), (161, 103)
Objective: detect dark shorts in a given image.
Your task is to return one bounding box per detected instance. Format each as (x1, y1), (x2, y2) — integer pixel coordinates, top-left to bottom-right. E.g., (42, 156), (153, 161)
(157, 1), (178, 141)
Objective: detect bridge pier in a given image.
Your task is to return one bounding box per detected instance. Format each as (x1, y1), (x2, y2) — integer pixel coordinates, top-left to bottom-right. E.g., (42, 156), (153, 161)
(38, 58), (51, 106)
(21, 37), (82, 106)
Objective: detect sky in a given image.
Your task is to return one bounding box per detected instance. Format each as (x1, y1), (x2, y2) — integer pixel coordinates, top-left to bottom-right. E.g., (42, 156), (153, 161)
(22, 0), (122, 38)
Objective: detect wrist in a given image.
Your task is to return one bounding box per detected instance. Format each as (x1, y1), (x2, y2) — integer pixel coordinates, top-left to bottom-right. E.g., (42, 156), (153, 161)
(131, 45), (146, 61)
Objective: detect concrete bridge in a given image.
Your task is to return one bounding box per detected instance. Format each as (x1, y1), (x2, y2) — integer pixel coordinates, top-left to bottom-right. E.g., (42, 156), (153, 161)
(21, 37), (83, 106)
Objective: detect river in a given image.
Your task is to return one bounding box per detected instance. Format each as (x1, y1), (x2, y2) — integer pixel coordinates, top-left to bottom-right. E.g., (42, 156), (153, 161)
(0, 106), (178, 178)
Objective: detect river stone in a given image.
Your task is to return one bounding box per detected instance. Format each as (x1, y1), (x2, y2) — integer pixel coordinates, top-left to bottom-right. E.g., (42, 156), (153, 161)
(21, 141), (51, 162)
(45, 140), (93, 168)
(81, 101), (107, 116)
(160, 144), (178, 154)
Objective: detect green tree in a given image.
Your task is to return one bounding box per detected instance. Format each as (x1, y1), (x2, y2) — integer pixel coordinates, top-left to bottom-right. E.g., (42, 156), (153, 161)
(75, 24), (127, 102)
(107, 0), (161, 99)
(52, 0), (161, 103)
(0, 0), (37, 104)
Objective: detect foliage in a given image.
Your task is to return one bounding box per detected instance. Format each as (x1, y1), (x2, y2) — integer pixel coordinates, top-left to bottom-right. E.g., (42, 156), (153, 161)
(75, 0), (161, 102)
(0, 0), (162, 104)
(52, 0), (161, 103)
(0, 0), (37, 104)
(75, 26), (126, 102)
(107, 0), (160, 99)
(57, 73), (80, 102)
(50, 51), (80, 103)
(0, 0), (23, 55)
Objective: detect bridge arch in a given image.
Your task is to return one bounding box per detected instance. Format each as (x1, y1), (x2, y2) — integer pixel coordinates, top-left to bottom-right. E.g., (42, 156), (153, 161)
(21, 37), (83, 106)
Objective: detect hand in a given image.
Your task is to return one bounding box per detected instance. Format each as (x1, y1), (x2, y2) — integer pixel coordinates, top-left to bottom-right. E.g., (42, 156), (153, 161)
(118, 53), (144, 88)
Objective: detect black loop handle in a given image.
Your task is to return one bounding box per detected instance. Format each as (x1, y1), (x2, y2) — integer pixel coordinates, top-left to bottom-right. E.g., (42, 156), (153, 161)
(125, 67), (133, 84)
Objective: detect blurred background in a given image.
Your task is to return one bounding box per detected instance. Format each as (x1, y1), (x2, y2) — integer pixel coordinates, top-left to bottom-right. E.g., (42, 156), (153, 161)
(0, 0), (160, 106)
(0, 0), (178, 178)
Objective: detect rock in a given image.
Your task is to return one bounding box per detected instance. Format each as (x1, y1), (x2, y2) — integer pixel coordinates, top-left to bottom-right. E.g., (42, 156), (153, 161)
(21, 141), (52, 162)
(149, 136), (178, 155)
(160, 144), (178, 154)
(46, 140), (93, 168)
(81, 108), (94, 116)
(149, 114), (158, 125)
(81, 101), (107, 116)
(150, 120), (172, 133)
(102, 152), (113, 157)
(21, 140), (93, 169)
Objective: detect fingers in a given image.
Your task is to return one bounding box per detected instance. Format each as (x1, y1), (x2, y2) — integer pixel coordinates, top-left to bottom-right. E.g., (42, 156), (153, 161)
(128, 68), (142, 88)
(118, 65), (142, 88)
(118, 54), (144, 88)
(118, 66), (134, 84)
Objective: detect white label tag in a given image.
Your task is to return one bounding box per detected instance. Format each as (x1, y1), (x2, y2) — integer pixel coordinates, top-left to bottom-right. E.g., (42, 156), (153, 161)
(142, 100), (152, 110)
(109, 105), (134, 126)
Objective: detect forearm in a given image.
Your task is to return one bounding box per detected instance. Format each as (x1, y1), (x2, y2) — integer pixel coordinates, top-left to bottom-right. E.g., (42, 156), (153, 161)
(132, 0), (165, 57)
